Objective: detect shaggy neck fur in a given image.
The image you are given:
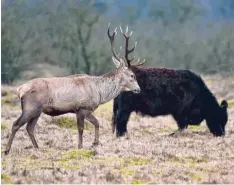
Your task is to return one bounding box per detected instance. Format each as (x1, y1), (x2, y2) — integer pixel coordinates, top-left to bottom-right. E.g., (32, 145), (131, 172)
(97, 69), (123, 104)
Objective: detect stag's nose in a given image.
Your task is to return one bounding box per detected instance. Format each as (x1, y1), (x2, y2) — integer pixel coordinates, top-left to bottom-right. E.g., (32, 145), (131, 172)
(134, 87), (141, 94)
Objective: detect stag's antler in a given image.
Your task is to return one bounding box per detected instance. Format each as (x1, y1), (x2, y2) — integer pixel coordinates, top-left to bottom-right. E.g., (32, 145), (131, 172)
(107, 23), (121, 61)
(119, 25), (145, 67)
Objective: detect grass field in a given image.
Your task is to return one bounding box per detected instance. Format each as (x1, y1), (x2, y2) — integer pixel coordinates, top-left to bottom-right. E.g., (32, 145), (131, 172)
(1, 75), (234, 184)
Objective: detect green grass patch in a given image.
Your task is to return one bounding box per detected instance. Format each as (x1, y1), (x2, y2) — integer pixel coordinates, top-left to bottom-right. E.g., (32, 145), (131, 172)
(228, 99), (234, 109)
(94, 101), (113, 119)
(142, 130), (152, 135)
(52, 117), (92, 130)
(15, 158), (53, 170)
(1, 91), (13, 98)
(188, 125), (201, 131)
(95, 101), (113, 112)
(186, 172), (203, 181)
(167, 154), (208, 165)
(52, 117), (76, 129)
(1, 91), (18, 107)
(120, 168), (135, 176)
(95, 157), (121, 166)
(159, 128), (172, 133)
(62, 149), (95, 160)
(15, 157), (82, 170)
(57, 149), (94, 170)
(1, 161), (7, 168)
(131, 179), (146, 184)
(94, 101), (113, 116)
(1, 173), (12, 184)
(94, 156), (151, 171)
(14, 149), (92, 170)
(1, 122), (7, 130)
(1, 98), (17, 107)
(58, 160), (84, 170)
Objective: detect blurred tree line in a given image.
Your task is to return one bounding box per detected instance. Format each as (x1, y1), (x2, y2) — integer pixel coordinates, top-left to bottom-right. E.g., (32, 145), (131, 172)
(2, 0), (234, 84)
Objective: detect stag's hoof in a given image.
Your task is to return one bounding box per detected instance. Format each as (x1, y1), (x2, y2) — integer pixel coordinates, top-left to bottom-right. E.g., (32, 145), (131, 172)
(92, 141), (103, 147)
(24, 145), (34, 149)
(92, 141), (99, 146)
(4, 150), (9, 155)
(168, 132), (176, 136)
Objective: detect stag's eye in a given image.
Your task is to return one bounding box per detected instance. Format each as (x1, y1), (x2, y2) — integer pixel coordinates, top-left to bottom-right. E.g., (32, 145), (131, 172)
(131, 74), (136, 80)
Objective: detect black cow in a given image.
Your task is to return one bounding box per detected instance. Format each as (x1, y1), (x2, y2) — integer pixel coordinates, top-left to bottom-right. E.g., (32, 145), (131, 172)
(112, 66), (228, 137)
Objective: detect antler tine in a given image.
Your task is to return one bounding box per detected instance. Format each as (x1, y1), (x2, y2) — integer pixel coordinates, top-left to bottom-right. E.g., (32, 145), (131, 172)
(114, 27), (117, 34)
(131, 58), (146, 66)
(126, 25), (128, 33)
(129, 31), (133, 37)
(136, 58), (140, 63)
(119, 26), (123, 34)
(127, 41), (137, 54)
(119, 26), (132, 38)
(119, 25), (138, 66)
(107, 23), (121, 60)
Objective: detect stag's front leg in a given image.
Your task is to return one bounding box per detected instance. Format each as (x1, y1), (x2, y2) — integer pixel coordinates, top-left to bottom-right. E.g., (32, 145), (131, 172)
(76, 111), (85, 149)
(85, 113), (99, 146)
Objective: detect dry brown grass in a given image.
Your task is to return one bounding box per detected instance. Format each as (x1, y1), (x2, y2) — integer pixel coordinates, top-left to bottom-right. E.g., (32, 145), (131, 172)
(1, 75), (234, 184)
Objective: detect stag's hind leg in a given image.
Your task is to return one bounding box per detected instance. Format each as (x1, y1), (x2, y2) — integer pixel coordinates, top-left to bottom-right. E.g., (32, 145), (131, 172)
(85, 113), (100, 146)
(26, 114), (41, 148)
(5, 96), (43, 155)
(5, 113), (30, 155)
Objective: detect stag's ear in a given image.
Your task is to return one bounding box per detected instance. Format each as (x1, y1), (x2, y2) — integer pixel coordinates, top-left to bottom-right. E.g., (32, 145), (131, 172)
(112, 56), (121, 68)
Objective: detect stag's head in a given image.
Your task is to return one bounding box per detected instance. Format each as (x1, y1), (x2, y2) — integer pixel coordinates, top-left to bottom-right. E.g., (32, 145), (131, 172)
(107, 23), (145, 94)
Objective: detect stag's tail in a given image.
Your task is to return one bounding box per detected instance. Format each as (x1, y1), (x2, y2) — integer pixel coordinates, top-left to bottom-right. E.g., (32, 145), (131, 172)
(112, 97), (119, 133)
(16, 83), (34, 99)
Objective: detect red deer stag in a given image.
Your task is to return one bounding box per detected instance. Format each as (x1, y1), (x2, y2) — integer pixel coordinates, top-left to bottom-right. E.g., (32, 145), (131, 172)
(4, 24), (144, 155)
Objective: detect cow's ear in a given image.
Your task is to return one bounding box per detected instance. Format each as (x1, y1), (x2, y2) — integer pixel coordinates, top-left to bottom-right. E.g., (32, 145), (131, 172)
(221, 100), (228, 109)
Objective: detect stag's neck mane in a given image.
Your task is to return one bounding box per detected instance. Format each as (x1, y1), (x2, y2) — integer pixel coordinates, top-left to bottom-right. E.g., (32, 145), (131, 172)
(96, 69), (122, 104)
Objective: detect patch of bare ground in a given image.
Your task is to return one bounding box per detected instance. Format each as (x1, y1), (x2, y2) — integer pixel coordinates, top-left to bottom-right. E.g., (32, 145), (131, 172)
(1, 75), (234, 184)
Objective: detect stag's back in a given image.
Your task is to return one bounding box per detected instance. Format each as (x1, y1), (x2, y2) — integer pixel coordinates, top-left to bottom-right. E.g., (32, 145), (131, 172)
(47, 76), (100, 109)
(17, 76), (101, 110)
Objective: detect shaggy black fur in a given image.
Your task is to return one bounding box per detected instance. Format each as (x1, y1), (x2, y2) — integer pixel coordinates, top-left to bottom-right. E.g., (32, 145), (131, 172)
(112, 66), (228, 137)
